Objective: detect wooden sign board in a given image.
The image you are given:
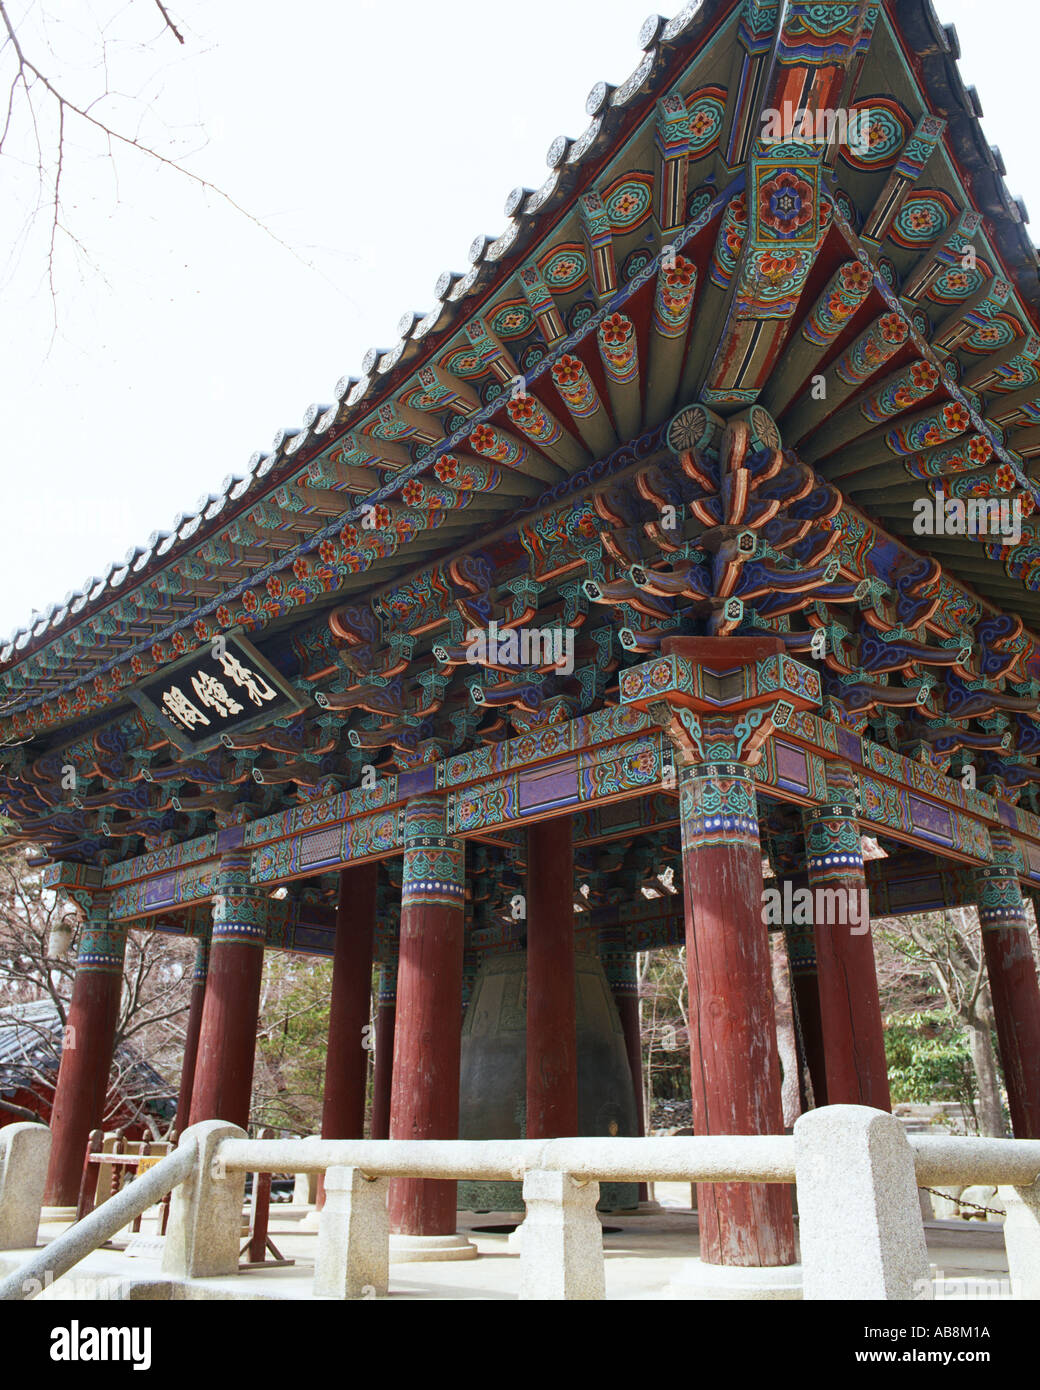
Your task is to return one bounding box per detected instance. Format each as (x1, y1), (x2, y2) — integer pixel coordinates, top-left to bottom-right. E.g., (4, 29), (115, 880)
(129, 633), (306, 755)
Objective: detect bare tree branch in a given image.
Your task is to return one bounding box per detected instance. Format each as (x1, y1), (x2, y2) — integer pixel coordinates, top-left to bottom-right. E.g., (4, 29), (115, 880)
(0, 0), (309, 321)
(151, 1), (185, 45)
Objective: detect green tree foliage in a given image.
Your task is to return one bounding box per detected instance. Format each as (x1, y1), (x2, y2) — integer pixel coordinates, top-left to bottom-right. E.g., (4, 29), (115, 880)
(252, 954), (335, 1135)
(884, 1009), (977, 1116)
(251, 954), (380, 1136)
(639, 947), (690, 1107)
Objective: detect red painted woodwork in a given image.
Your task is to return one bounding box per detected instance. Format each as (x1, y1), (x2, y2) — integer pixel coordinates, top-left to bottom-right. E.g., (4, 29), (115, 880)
(526, 816), (578, 1139)
(387, 900), (465, 1235)
(810, 882), (891, 1111)
(661, 635), (785, 663)
(984, 927), (1040, 1138)
(682, 816), (796, 1267)
(174, 972), (207, 1135)
(189, 940), (264, 1130)
(43, 968), (123, 1206)
(322, 864), (378, 1142)
(371, 995), (396, 1142)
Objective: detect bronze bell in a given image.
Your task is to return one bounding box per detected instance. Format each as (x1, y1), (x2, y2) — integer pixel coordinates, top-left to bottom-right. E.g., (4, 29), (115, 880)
(458, 951), (639, 1212)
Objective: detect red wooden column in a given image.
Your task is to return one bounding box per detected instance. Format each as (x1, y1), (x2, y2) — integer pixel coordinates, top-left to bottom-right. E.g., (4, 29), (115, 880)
(618, 634), (818, 1274)
(526, 816), (578, 1139)
(679, 757), (796, 1267)
(43, 884), (127, 1208)
(321, 863), (378, 1143)
(371, 959), (397, 1141)
(189, 852), (268, 1130)
(803, 763), (890, 1110)
(974, 828), (1040, 1138)
(388, 796), (473, 1255)
(173, 933), (210, 1135)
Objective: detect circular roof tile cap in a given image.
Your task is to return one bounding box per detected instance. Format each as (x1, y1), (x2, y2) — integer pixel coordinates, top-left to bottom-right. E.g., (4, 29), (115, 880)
(504, 186), (533, 218)
(469, 233), (492, 264)
(546, 135), (573, 169)
(435, 270), (461, 298)
(586, 81), (613, 117)
(639, 14), (665, 49)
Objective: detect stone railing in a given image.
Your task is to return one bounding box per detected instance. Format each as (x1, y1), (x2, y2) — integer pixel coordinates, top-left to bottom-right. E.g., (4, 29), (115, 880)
(1, 1107), (1038, 1300)
(0, 1131), (195, 1301)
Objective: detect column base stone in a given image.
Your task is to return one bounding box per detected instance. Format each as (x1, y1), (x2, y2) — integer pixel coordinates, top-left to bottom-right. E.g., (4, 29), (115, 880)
(389, 1232), (477, 1262)
(296, 1206), (321, 1232)
(40, 1207), (78, 1225)
(668, 1258), (803, 1300)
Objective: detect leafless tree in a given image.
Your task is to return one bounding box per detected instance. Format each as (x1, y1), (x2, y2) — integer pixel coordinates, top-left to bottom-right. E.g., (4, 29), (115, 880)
(876, 905), (1015, 1136)
(0, 0), (293, 325)
(0, 841), (195, 1133)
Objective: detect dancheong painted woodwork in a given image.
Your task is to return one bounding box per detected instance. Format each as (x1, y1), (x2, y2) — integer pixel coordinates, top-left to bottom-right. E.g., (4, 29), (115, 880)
(5, 1), (1040, 1237)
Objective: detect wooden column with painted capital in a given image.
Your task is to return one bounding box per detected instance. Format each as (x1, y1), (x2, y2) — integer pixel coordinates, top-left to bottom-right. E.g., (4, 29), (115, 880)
(43, 888), (127, 1207)
(371, 959), (397, 1141)
(973, 829), (1040, 1138)
(679, 757), (796, 1267)
(526, 814), (578, 1139)
(322, 863), (378, 1144)
(618, 634), (822, 1268)
(173, 932), (210, 1136)
(388, 795), (467, 1237)
(803, 763), (890, 1111)
(189, 852), (268, 1130)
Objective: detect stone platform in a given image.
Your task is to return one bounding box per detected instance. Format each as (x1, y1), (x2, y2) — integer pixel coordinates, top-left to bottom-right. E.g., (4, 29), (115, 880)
(0, 1184), (1012, 1301)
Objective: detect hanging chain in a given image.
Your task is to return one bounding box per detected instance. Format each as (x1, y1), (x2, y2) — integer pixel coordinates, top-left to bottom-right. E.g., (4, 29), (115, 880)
(921, 1186), (1005, 1218)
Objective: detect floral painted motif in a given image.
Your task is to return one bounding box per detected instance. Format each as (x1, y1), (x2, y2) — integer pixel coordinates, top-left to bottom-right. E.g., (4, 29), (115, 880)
(758, 169), (815, 237)
(539, 244), (589, 291)
(602, 174), (654, 232)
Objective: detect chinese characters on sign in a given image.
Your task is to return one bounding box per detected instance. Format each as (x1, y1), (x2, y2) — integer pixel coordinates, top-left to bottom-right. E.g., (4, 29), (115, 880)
(161, 650), (277, 734)
(134, 636), (303, 752)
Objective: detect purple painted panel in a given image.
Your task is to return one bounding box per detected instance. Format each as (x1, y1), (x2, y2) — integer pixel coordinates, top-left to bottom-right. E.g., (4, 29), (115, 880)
(774, 741), (809, 792)
(291, 925), (336, 956)
(216, 824), (246, 853)
(142, 873), (179, 908)
(397, 765), (438, 800)
(837, 727), (862, 765)
(886, 875), (945, 912)
(997, 802), (1017, 828)
(518, 756), (580, 814)
(1021, 839), (1040, 880)
(908, 795), (953, 843)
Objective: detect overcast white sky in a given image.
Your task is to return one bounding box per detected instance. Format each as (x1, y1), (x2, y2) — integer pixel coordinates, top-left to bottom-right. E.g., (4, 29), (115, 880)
(1, 0), (1036, 638)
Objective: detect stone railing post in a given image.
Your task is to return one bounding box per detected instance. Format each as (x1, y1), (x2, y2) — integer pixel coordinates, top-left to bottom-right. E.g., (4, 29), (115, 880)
(0, 1123), (52, 1250)
(1001, 1180), (1040, 1299)
(314, 1165), (390, 1299)
(518, 1169), (604, 1300)
(795, 1105), (930, 1300)
(161, 1121), (246, 1280)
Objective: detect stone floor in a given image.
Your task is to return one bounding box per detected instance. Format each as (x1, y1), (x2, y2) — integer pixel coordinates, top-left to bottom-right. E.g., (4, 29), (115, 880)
(0, 1183), (1012, 1301)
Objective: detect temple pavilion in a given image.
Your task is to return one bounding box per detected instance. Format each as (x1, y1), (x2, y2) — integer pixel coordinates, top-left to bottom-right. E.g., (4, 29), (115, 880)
(1, 0), (1039, 1276)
